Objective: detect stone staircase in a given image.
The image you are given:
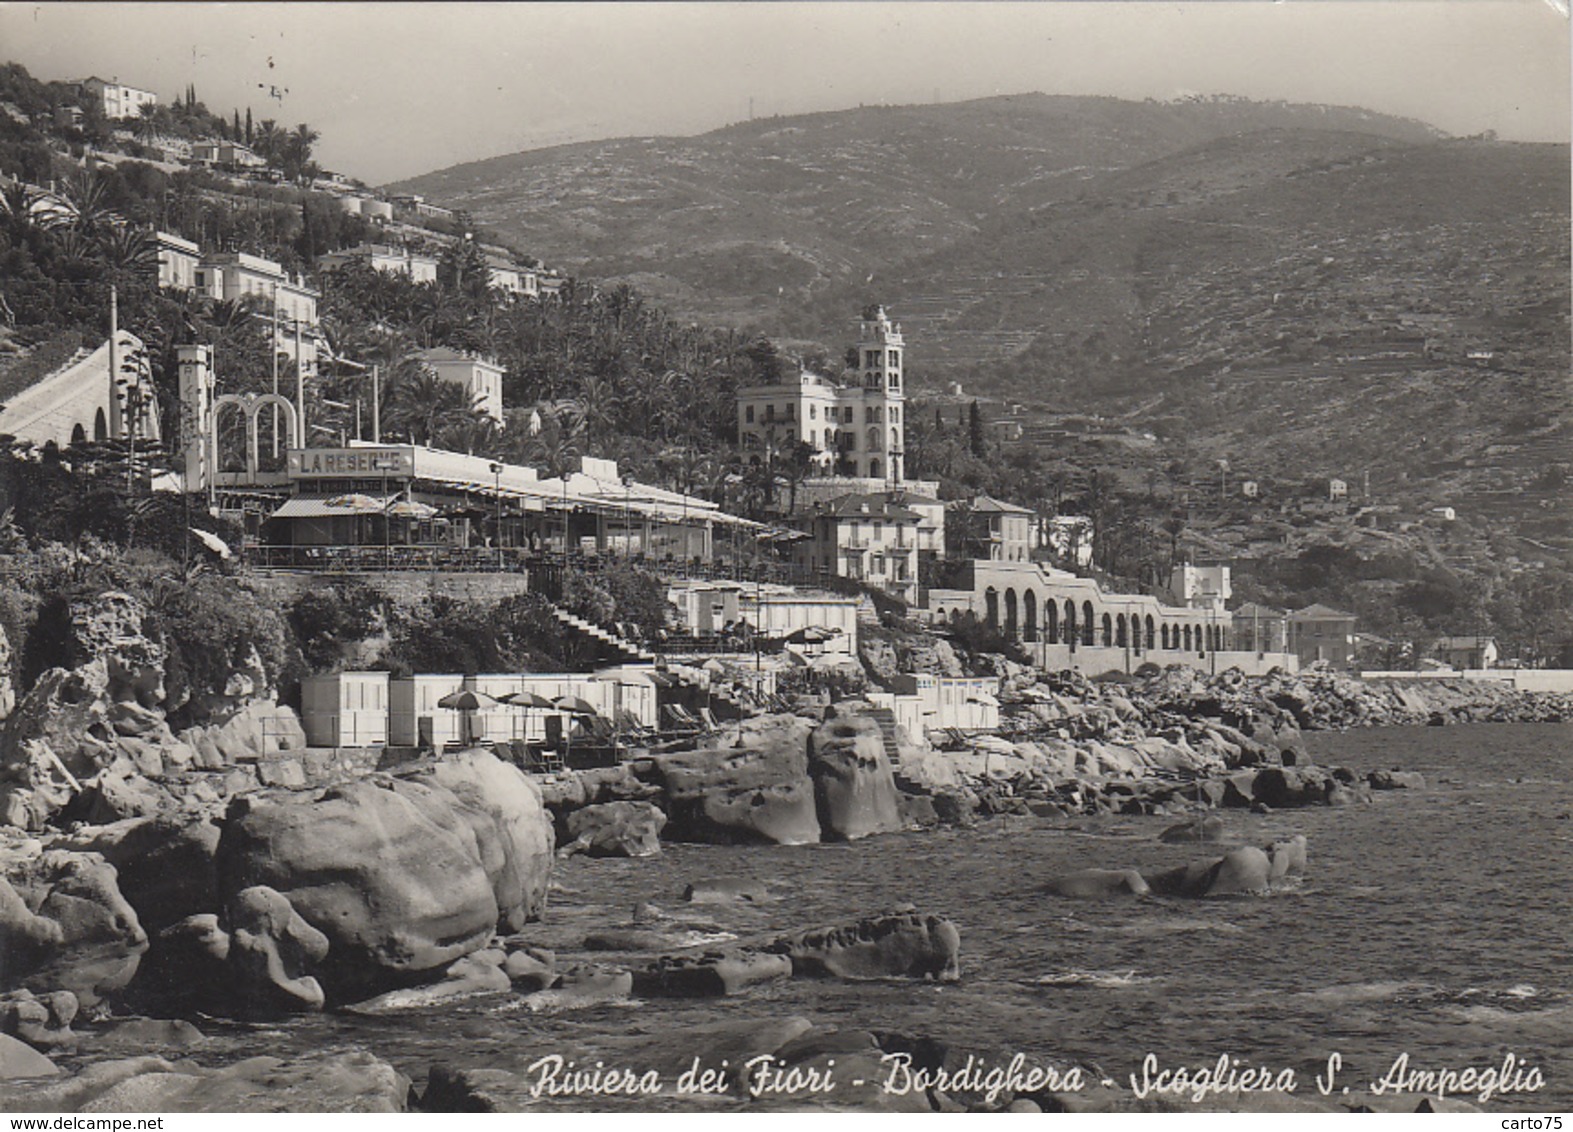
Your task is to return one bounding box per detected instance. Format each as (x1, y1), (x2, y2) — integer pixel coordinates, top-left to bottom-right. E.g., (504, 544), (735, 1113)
(546, 603), (656, 663)
(867, 706), (903, 766)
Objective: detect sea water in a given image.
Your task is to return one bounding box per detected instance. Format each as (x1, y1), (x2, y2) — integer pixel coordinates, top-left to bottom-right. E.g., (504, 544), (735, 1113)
(173, 722), (1573, 1111)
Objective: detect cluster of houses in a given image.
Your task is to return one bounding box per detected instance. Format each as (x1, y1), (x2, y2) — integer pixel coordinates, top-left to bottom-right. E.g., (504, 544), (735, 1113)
(53, 70), (564, 300)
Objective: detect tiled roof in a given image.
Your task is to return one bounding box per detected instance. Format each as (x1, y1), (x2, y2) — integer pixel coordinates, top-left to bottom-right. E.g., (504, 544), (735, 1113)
(968, 493), (1034, 514)
(806, 492), (919, 521)
(1291, 603), (1356, 620)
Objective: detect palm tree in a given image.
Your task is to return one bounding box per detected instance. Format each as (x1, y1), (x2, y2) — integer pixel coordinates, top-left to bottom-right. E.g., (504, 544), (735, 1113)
(252, 119), (283, 166)
(382, 367), (474, 446)
(780, 439), (816, 516)
(574, 373), (622, 444)
(526, 427), (583, 557)
(97, 225), (158, 279)
(283, 122), (320, 184)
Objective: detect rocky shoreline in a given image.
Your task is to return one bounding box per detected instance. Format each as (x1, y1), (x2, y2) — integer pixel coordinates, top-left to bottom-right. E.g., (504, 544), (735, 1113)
(2, 590), (1568, 1112)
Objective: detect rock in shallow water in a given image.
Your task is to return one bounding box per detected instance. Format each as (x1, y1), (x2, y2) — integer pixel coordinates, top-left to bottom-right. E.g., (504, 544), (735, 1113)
(0, 849), (147, 1007)
(1043, 868), (1151, 899)
(768, 912), (961, 981)
(633, 949), (793, 997)
(0, 990), (78, 1052)
(563, 801), (665, 858)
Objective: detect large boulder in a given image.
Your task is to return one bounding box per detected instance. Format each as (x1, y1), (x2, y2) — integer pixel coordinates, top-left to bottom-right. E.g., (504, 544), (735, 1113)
(55, 813), (223, 936)
(407, 752), (554, 931)
(0, 849), (147, 1006)
(178, 701), (307, 765)
(223, 887), (330, 1015)
(652, 720), (821, 845)
(768, 912), (961, 981)
(562, 801), (665, 858)
(0, 1032), (57, 1079)
(808, 715), (902, 840)
(0, 990), (78, 1052)
(215, 754), (552, 1000)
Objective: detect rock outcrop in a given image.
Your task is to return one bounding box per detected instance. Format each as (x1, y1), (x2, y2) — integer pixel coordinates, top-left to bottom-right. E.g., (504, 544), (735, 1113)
(562, 801), (666, 858)
(214, 753), (553, 1001)
(0, 1049), (409, 1111)
(808, 714), (902, 840)
(652, 718), (821, 845)
(0, 848), (147, 1006)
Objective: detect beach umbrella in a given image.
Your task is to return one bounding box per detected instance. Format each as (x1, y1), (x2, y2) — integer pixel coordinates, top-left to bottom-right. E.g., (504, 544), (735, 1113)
(437, 689), (499, 711)
(385, 498), (437, 519)
(438, 687), (499, 748)
(553, 695), (598, 716)
(502, 690), (556, 709)
(190, 527), (232, 560)
(499, 690), (555, 744)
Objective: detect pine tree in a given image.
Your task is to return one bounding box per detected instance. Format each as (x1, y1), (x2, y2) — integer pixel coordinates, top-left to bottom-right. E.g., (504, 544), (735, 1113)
(233, 109), (242, 139)
(245, 107), (253, 144)
(968, 401), (985, 457)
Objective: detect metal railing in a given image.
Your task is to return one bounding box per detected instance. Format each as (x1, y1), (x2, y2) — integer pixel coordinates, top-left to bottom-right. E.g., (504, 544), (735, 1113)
(244, 544), (531, 574)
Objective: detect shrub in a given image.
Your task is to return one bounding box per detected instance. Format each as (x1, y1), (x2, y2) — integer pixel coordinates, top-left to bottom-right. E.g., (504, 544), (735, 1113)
(148, 574), (295, 718)
(287, 579), (385, 673)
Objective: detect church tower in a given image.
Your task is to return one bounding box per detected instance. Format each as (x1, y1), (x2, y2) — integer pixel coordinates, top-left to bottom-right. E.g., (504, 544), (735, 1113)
(856, 305), (905, 484)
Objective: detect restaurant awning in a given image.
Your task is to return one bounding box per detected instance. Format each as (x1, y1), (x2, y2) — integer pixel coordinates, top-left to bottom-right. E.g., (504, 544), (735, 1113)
(269, 494), (396, 520)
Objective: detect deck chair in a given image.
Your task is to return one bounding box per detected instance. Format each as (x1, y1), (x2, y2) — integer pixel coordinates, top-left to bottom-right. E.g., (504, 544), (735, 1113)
(614, 708), (653, 742)
(663, 704), (702, 732)
(698, 706), (721, 732)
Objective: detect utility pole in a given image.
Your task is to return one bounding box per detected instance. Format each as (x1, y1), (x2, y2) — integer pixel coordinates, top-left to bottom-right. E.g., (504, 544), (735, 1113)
(271, 281), (280, 457)
(371, 364), (381, 443)
(294, 317), (305, 448)
(108, 284), (119, 436)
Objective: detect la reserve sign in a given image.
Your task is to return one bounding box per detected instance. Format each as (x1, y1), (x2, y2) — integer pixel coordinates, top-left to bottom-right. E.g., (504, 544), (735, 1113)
(286, 448), (415, 479)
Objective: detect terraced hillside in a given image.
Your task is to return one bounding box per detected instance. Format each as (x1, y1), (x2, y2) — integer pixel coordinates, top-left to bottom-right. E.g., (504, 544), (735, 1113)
(393, 94), (1569, 531)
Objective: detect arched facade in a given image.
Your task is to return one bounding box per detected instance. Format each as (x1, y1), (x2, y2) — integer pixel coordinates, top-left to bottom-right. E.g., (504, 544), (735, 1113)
(212, 393), (301, 483)
(948, 561), (1240, 674)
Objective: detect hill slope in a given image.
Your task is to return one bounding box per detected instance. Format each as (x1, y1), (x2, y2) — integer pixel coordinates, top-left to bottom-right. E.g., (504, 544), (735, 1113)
(392, 94), (1569, 532)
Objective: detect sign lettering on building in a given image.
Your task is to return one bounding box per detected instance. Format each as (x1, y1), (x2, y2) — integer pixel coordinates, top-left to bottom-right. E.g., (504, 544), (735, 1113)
(286, 448), (414, 479)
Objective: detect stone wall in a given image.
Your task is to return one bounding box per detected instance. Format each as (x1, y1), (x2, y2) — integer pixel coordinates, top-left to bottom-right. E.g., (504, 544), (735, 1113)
(246, 571), (531, 608)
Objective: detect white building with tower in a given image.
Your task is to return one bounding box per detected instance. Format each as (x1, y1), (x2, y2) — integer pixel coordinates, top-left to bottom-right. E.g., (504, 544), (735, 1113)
(737, 305), (907, 485)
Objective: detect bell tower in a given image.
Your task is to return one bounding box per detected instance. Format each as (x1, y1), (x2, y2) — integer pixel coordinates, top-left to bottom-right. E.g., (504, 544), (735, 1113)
(857, 305), (905, 485)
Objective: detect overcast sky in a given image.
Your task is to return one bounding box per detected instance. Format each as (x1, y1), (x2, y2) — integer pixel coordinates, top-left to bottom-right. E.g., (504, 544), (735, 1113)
(2, 1), (1567, 185)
